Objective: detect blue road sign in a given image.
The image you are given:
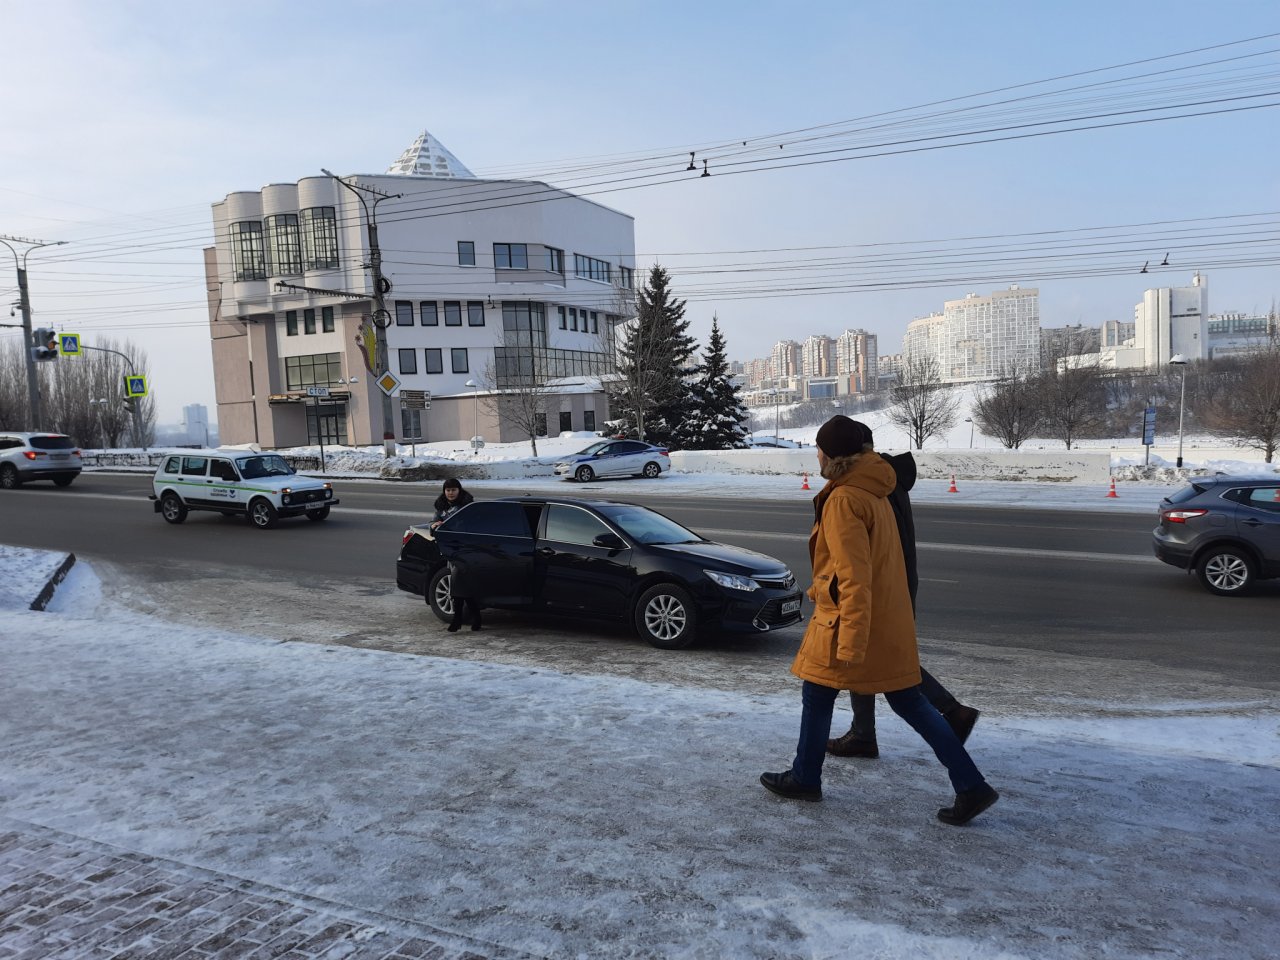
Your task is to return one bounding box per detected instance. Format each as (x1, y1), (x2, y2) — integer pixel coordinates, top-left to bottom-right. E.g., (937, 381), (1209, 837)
(124, 375), (149, 398)
(1142, 406), (1157, 446)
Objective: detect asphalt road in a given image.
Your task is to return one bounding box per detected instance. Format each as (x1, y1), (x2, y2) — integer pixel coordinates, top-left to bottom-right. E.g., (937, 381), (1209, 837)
(2, 472), (1278, 697)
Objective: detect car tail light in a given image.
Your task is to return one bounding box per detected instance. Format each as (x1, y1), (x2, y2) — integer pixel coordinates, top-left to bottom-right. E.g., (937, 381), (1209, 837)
(22, 450), (42, 460)
(401, 529), (415, 546)
(658, 449), (669, 456)
(1161, 508), (1208, 523)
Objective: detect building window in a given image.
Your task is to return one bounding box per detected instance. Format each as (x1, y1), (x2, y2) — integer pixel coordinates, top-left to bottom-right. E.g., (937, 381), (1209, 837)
(264, 214), (301, 276)
(424, 348), (443, 374)
(584, 410), (596, 432)
(618, 266), (633, 289)
(451, 348), (469, 373)
(573, 254), (610, 283)
(569, 308), (578, 332)
(307, 401), (348, 445)
(285, 310), (298, 337)
(321, 306), (334, 333)
(535, 413), (547, 437)
(300, 207), (339, 270)
(230, 221), (267, 281)
(420, 302), (438, 325)
(398, 349), (417, 374)
(494, 243), (528, 269)
(395, 301), (414, 326)
(467, 301), (485, 326)
(402, 407), (423, 439)
(285, 353), (342, 390)
(457, 241), (475, 267)
(303, 309), (316, 335)
(548, 247), (564, 274)
(559, 411), (573, 433)
(444, 301), (462, 326)
(591, 311), (599, 334)
(558, 306), (567, 329)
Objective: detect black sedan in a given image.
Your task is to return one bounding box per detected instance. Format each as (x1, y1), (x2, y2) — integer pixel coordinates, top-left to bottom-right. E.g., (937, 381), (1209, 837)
(396, 497), (803, 648)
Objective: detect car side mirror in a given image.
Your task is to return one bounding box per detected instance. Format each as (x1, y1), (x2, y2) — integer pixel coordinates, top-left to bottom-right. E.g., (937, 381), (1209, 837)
(593, 533), (625, 550)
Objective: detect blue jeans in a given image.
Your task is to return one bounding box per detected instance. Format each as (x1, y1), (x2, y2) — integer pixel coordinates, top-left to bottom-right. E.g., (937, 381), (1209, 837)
(849, 668), (959, 742)
(791, 681), (985, 793)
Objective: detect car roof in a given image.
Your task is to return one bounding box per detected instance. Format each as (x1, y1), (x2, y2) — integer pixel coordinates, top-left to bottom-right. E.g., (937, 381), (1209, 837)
(0, 431), (71, 439)
(493, 496), (648, 508)
(1193, 476), (1279, 487)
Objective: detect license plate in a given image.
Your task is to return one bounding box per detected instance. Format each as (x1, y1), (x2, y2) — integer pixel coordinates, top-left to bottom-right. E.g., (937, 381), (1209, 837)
(781, 598), (801, 615)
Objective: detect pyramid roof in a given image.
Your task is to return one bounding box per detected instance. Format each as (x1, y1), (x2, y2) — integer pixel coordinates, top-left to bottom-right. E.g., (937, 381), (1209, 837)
(386, 130), (475, 179)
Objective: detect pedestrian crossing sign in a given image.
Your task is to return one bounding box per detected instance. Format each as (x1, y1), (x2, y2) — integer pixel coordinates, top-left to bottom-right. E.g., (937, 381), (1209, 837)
(58, 333), (82, 357)
(124, 374), (149, 398)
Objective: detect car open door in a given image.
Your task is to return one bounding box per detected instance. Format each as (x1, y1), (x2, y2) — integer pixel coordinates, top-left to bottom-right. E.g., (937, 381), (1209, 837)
(434, 501), (537, 606)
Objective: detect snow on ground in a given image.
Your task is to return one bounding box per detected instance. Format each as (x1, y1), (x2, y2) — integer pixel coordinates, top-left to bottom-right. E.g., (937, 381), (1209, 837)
(2, 548), (1277, 959)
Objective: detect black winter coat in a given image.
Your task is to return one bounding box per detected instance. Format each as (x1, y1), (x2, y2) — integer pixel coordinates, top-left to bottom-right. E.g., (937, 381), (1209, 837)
(433, 489), (474, 525)
(883, 452), (919, 610)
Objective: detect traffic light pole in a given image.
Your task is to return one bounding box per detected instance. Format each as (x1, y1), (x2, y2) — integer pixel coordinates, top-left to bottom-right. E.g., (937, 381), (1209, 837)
(79, 344), (145, 448)
(1, 235), (65, 430)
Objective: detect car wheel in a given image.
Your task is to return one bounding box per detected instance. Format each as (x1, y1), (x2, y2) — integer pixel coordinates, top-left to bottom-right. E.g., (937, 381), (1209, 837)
(427, 566), (454, 623)
(52, 475), (76, 487)
(306, 505), (331, 521)
(641, 461), (661, 479)
(1197, 546), (1256, 596)
(575, 465), (595, 483)
(634, 582), (697, 649)
(160, 492), (187, 524)
(0, 464), (21, 489)
(248, 497), (279, 529)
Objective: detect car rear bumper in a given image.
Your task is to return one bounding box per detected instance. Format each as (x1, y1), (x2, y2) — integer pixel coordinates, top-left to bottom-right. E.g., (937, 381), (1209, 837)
(16, 467), (81, 480)
(1152, 538), (1194, 570)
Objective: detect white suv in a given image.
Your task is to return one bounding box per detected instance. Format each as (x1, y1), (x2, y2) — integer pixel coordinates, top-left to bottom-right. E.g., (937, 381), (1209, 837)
(0, 432), (83, 489)
(151, 450), (338, 529)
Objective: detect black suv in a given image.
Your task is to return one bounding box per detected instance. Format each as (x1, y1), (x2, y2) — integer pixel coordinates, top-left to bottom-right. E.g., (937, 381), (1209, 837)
(396, 497), (803, 648)
(1152, 476), (1280, 595)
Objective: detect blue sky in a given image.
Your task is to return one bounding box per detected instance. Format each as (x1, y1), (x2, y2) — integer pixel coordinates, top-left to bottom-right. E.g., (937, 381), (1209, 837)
(1, 0), (1277, 421)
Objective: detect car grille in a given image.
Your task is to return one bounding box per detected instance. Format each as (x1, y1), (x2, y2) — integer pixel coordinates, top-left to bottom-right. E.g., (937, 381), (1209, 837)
(755, 573), (796, 591)
(299, 489), (327, 503)
(753, 595), (802, 626)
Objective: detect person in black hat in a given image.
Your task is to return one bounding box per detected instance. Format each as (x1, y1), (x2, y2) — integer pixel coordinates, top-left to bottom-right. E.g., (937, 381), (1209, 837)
(826, 445), (981, 759)
(760, 416), (997, 825)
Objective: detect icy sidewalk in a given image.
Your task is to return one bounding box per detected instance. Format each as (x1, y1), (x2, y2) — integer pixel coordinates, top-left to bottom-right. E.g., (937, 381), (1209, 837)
(0, 564), (1276, 958)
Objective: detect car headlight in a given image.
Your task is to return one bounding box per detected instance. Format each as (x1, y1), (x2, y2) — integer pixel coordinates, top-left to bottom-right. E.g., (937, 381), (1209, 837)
(704, 570), (759, 591)
(282, 494), (292, 504)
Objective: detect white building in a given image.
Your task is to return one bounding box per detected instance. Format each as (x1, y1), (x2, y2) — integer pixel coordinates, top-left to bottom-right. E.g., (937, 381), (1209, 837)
(204, 131), (636, 448)
(1133, 272), (1208, 368)
(182, 403), (210, 446)
(903, 286), (1039, 383)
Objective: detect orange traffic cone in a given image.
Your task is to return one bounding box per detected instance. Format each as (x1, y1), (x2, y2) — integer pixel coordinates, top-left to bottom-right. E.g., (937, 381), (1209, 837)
(1106, 477), (1119, 498)
(801, 473), (810, 490)
(947, 474), (958, 493)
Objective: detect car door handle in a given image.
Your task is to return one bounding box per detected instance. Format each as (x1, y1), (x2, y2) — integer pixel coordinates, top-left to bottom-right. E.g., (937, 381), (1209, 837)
(536, 547), (556, 557)
(1241, 518), (1263, 527)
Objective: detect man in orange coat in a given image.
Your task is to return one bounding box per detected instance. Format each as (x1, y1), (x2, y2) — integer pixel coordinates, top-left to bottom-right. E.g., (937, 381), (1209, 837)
(760, 416), (999, 825)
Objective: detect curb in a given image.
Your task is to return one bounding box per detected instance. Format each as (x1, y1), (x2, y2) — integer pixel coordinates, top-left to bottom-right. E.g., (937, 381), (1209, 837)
(30, 552), (76, 612)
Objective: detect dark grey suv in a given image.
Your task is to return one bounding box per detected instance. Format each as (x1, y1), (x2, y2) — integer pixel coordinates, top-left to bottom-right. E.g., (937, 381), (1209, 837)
(0, 432), (83, 489)
(1152, 476), (1280, 595)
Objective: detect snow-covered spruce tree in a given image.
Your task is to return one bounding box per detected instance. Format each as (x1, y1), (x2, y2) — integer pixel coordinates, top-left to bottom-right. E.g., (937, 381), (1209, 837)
(611, 265), (699, 447)
(684, 316), (749, 449)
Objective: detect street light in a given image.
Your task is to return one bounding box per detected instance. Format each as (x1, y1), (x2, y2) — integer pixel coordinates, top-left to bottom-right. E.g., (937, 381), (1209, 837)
(964, 417), (974, 449)
(1169, 354), (1188, 468)
(88, 398), (108, 451)
(464, 379), (478, 452)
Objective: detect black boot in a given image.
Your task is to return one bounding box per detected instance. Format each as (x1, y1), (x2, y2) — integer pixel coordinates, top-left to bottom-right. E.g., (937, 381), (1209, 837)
(826, 728), (879, 758)
(937, 783), (999, 825)
(447, 607), (463, 633)
(759, 771), (822, 802)
(943, 704), (980, 744)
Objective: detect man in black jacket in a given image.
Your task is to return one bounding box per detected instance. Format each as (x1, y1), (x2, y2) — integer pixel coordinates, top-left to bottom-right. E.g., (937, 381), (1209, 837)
(826, 450), (980, 758)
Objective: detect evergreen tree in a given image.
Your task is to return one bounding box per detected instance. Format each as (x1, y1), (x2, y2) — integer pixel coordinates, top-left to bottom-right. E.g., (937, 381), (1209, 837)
(611, 265), (699, 447)
(684, 316), (749, 449)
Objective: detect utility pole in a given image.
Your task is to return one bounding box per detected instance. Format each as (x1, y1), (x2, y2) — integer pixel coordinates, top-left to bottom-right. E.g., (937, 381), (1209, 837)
(322, 170), (401, 456)
(1, 235), (66, 428)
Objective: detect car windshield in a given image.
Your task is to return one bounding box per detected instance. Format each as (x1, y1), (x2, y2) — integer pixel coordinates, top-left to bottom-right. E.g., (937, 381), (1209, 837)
(597, 504), (702, 545)
(238, 455), (294, 479)
(575, 441), (609, 457)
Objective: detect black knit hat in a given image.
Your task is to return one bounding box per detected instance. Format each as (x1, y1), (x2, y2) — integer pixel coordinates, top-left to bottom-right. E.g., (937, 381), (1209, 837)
(815, 416), (873, 458)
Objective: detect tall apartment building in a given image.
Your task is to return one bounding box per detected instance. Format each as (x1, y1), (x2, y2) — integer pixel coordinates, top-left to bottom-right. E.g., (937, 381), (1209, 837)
(903, 285), (1039, 383)
(181, 403), (210, 447)
(205, 131), (635, 448)
(801, 335), (836, 378)
(742, 357), (772, 388)
(771, 340), (803, 381)
(835, 328), (878, 394)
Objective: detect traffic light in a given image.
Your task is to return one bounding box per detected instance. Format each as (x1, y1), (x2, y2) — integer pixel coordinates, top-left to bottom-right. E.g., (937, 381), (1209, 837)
(30, 328), (58, 361)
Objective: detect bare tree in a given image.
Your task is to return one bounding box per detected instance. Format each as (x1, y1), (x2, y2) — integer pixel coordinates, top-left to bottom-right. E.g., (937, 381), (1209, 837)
(886, 353), (959, 449)
(972, 364), (1041, 449)
(477, 350), (552, 458)
(1203, 335), (1280, 462)
(1034, 359), (1108, 450)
